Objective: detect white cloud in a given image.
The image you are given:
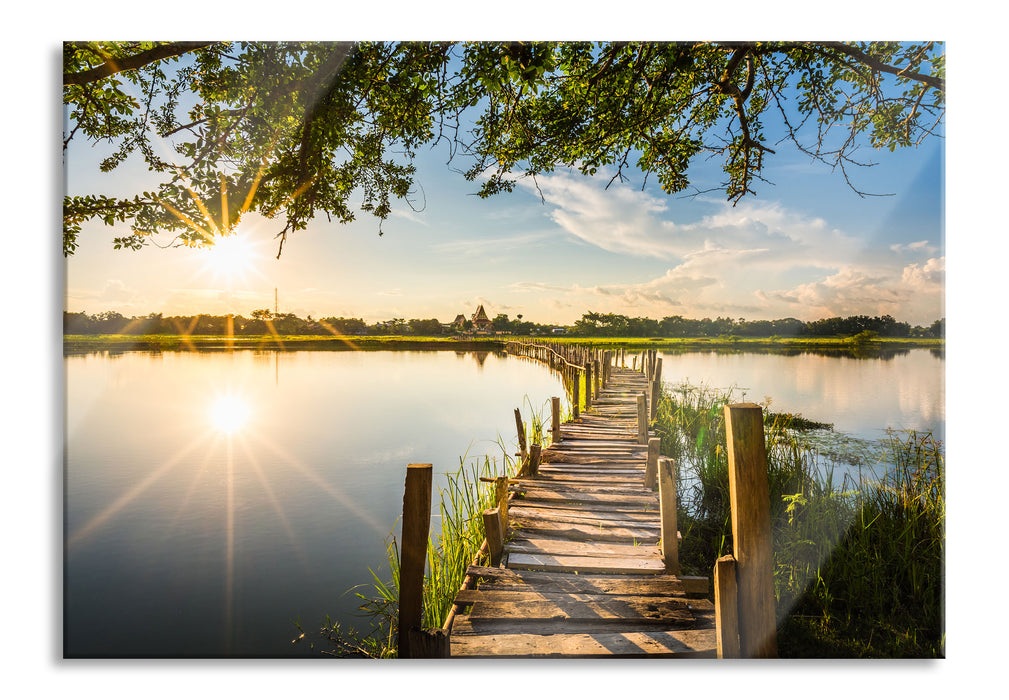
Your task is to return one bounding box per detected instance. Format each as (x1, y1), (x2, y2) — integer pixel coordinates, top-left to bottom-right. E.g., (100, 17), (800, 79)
(502, 169), (948, 323)
(890, 240), (937, 254)
(901, 257), (945, 290)
(520, 170), (861, 273)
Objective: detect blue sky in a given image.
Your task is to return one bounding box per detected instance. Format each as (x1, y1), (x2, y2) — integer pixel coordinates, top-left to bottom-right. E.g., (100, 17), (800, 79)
(64, 54), (946, 328)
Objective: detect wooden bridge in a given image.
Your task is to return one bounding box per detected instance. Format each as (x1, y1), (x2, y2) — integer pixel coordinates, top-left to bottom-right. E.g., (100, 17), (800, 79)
(396, 342), (777, 659)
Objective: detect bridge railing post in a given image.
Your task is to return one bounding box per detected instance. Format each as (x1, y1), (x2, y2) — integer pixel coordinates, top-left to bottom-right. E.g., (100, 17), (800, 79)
(551, 396), (561, 444)
(572, 368), (580, 419)
(714, 555), (740, 658)
(636, 393), (648, 444)
(658, 457), (679, 574)
(645, 437), (660, 490)
(398, 463), (433, 659)
(722, 403), (778, 659)
(514, 407), (527, 466)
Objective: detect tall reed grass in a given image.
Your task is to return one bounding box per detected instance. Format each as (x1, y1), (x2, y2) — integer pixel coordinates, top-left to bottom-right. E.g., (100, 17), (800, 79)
(652, 381), (944, 657)
(319, 398), (553, 657)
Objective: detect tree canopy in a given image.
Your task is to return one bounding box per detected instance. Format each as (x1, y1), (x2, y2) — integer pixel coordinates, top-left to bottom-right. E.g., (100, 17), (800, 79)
(63, 41), (944, 257)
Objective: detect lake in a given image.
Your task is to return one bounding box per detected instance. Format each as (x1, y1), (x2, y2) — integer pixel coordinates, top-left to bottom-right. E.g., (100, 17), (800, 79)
(63, 345), (943, 657)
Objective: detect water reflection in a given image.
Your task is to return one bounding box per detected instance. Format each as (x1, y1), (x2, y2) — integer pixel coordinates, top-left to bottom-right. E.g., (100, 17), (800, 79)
(64, 349), (566, 657)
(209, 394), (251, 434)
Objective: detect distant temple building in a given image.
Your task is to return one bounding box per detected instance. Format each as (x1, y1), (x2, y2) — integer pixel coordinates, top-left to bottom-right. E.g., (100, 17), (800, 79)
(471, 305), (494, 332)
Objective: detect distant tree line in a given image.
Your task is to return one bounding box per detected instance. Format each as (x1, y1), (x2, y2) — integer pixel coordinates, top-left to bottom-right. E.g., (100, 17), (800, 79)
(567, 312), (944, 339)
(63, 309), (944, 339)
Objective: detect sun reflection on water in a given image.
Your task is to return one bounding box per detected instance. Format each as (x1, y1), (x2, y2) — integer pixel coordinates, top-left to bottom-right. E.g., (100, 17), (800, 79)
(209, 394), (251, 434)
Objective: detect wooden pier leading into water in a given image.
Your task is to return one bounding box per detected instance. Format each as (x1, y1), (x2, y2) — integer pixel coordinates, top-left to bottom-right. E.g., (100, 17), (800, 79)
(397, 341), (776, 659)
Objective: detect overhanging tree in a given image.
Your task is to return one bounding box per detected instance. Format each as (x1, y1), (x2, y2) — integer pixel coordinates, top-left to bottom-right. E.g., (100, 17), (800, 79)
(63, 41), (944, 257)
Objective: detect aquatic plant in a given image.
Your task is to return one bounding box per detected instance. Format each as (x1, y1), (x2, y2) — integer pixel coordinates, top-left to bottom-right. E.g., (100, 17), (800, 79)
(652, 382), (945, 657)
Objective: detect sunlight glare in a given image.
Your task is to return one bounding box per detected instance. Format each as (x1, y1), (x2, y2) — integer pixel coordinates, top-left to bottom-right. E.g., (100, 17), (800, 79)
(210, 394), (251, 434)
(200, 233), (258, 284)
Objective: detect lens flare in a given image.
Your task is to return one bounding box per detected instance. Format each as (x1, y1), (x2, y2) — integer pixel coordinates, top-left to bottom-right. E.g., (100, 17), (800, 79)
(209, 394), (251, 434)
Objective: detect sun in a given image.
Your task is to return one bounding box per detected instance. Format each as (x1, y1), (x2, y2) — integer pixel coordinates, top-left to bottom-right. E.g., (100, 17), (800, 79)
(209, 394), (252, 434)
(198, 232), (259, 285)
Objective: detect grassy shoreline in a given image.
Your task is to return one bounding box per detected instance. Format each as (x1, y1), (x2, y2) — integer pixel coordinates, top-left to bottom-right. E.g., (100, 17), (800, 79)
(653, 381), (944, 657)
(63, 333), (944, 354)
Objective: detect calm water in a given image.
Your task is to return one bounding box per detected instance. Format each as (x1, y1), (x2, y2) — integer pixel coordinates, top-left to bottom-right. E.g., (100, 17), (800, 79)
(64, 347), (943, 657)
(657, 347), (945, 441)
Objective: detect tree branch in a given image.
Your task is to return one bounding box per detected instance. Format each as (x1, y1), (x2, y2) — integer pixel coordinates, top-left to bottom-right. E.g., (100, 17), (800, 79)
(818, 41), (944, 91)
(64, 42), (218, 86)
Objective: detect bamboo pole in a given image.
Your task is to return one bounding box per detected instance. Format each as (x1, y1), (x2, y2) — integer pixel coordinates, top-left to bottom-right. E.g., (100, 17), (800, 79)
(714, 555), (740, 659)
(723, 403), (777, 658)
(658, 457), (679, 574)
(398, 463), (433, 659)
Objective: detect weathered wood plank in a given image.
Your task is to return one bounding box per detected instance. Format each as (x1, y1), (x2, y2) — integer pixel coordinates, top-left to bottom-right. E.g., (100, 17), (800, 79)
(538, 462), (645, 470)
(509, 519), (660, 543)
(449, 626), (716, 658)
(539, 454), (647, 465)
(514, 483), (658, 498)
(456, 591), (703, 625)
(464, 566), (710, 596)
(454, 589), (715, 612)
(508, 552), (666, 574)
(509, 505), (661, 525)
(509, 499), (658, 515)
(505, 536), (662, 559)
(511, 472), (642, 485)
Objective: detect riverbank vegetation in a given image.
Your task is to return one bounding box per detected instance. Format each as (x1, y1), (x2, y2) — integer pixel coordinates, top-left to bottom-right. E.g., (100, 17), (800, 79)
(64, 310), (944, 343)
(652, 382), (944, 657)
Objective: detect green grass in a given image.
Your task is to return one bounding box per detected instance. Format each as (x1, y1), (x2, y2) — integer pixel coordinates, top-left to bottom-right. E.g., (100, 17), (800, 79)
(64, 333), (943, 355)
(651, 381), (944, 658)
(63, 334), (502, 353)
(524, 336), (943, 351)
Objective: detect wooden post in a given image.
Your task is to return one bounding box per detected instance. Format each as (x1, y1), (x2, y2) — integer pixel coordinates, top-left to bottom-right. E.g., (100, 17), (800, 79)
(636, 393), (648, 444)
(593, 359), (601, 395)
(528, 443), (542, 477)
(572, 368), (580, 419)
(494, 476), (509, 528)
(723, 403), (778, 658)
(514, 408), (527, 465)
(714, 555), (740, 659)
(408, 628), (449, 658)
(398, 463), (433, 659)
(483, 507), (505, 567)
(645, 437), (660, 490)
(658, 457), (679, 574)
(551, 396), (561, 444)
(584, 362), (593, 407)
(650, 358), (662, 421)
